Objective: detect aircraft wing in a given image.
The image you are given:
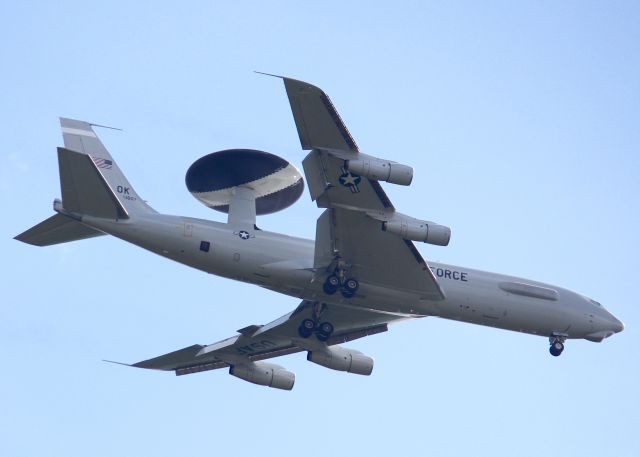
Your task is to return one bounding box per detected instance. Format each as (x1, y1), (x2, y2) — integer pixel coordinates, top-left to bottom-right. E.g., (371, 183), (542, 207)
(130, 300), (405, 376)
(278, 77), (444, 300)
(279, 76), (359, 153)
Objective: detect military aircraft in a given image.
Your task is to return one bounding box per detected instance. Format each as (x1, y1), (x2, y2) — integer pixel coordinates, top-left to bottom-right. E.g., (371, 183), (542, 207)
(15, 76), (624, 390)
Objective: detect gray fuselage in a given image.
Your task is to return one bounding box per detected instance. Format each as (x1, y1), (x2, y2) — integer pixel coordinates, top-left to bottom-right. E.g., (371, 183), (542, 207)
(83, 212), (623, 343)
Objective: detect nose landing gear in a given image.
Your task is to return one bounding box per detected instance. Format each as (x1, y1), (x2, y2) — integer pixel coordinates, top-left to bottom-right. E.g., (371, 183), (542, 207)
(549, 334), (566, 357)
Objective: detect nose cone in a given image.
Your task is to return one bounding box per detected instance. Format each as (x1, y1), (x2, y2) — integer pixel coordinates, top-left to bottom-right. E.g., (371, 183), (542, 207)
(609, 314), (625, 333)
(584, 300), (624, 342)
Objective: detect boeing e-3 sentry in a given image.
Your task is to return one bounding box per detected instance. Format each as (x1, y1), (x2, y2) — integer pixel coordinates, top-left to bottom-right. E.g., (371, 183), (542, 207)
(16, 76), (624, 390)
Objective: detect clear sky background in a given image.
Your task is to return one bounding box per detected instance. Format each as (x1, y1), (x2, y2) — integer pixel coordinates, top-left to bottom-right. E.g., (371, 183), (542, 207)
(1, 1), (638, 456)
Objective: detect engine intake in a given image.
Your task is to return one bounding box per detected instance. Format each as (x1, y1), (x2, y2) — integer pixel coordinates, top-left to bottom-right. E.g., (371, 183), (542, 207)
(383, 218), (451, 246)
(229, 362), (295, 390)
(307, 347), (374, 376)
(346, 158), (413, 186)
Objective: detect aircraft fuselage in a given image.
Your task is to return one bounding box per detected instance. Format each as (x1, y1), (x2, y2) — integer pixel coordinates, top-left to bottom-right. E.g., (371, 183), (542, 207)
(83, 212), (623, 343)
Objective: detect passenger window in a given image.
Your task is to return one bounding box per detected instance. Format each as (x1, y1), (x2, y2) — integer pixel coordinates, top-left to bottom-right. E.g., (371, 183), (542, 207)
(200, 241), (210, 252)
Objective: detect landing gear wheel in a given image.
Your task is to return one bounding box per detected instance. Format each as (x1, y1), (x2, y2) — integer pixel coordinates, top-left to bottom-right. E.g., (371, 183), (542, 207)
(340, 277), (359, 298)
(323, 275), (340, 295)
(319, 322), (334, 335)
(323, 282), (337, 295)
(302, 319), (316, 330)
(316, 321), (334, 342)
(341, 289), (355, 299)
(316, 322), (333, 341)
(344, 278), (359, 293)
(298, 318), (316, 338)
(549, 341), (564, 357)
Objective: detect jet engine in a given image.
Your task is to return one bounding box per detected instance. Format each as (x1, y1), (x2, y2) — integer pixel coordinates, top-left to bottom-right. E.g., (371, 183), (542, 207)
(346, 158), (413, 186)
(229, 362), (295, 390)
(307, 347), (374, 375)
(383, 217), (451, 246)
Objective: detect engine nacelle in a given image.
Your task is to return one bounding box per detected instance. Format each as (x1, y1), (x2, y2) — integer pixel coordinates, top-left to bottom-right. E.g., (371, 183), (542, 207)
(229, 362), (295, 390)
(383, 218), (451, 246)
(346, 158), (413, 186)
(307, 347), (374, 376)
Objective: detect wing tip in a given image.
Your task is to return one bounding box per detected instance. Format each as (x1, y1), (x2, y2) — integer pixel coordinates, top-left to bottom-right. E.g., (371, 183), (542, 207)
(254, 72), (322, 93)
(254, 70), (284, 79)
(102, 359), (133, 367)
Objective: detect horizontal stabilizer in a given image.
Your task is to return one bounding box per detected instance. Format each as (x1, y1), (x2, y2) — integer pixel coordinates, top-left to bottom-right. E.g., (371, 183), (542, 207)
(14, 214), (104, 246)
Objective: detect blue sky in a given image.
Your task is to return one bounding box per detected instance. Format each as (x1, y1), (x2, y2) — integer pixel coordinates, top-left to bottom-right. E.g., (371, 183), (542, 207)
(1, 1), (638, 456)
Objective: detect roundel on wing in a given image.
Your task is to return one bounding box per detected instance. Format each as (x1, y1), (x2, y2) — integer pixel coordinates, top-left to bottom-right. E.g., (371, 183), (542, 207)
(185, 149), (304, 215)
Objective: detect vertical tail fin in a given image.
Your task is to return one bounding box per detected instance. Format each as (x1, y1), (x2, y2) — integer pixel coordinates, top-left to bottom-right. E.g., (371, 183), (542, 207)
(57, 147), (129, 219)
(14, 118), (155, 247)
(59, 118), (154, 215)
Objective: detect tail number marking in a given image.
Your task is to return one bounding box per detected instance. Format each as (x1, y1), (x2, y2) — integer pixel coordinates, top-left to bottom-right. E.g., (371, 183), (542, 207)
(117, 185), (137, 201)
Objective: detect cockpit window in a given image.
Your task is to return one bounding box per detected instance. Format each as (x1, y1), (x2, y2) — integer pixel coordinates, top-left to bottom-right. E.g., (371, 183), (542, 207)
(589, 299), (602, 307)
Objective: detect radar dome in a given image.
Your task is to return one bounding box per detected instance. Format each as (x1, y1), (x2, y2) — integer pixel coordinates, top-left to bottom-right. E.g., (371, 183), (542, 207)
(185, 149), (304, 215)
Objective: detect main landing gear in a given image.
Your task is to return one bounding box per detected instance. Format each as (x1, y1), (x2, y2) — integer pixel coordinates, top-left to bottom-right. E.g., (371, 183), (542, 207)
(323, 275), (340, 295)
(549, 335), (566, 357)
(322, 274), (359, 298)
(297, 303), (335, 341)
(298, 319), (335, 341)
(304, 266), (358, 341)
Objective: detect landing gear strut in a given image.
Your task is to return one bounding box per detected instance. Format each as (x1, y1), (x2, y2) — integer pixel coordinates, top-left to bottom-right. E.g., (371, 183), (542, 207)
(549, 335), (566, 357)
